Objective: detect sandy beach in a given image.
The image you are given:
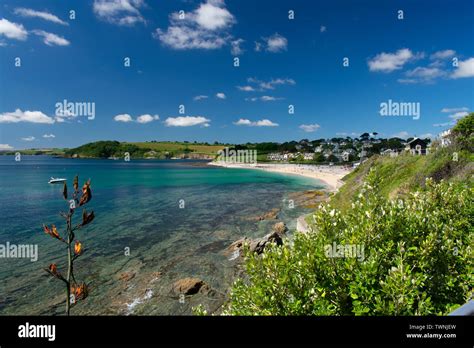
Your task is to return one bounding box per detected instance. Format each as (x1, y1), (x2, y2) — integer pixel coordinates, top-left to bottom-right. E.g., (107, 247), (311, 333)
(209, 162), (352, 192)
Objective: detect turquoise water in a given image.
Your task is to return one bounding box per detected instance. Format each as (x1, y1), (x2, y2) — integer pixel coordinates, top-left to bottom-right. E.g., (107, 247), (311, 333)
(0, 156), (323, 315)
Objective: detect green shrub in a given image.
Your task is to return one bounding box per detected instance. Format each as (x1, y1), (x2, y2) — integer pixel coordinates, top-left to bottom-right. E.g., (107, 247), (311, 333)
(225, 170), (473, 315)
(452, 112), (474, 152)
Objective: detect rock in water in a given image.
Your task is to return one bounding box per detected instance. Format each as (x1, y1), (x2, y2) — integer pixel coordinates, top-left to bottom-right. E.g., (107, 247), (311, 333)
(172, 278), (206, 295)
(225, 223), (287, 257)
(272, 222), (288, 236)
(251, 231), (284, 254)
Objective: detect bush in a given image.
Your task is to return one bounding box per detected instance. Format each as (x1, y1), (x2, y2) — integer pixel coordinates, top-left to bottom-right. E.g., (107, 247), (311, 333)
(452, 112), (474, 152)
(225, 170), (473, 315)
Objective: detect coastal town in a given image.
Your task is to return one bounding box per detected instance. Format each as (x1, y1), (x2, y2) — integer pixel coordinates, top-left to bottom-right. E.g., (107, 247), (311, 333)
(261, 132), (446, 164)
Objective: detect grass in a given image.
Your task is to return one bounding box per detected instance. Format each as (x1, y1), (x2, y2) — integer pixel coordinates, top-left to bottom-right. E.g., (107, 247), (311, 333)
(331, 145), (473, 210)
(129, 142), (226, 155)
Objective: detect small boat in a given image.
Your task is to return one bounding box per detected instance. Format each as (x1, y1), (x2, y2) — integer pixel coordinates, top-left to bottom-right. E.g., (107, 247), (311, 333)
(48, 177), (67, 184)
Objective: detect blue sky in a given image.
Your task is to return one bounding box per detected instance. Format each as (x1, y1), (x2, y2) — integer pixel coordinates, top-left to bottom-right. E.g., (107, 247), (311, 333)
(1, 0), (473, 149)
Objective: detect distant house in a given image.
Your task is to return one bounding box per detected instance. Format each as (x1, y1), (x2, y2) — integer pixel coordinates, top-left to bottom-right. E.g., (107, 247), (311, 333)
(303, 153), (314, 160)
(439, 129), (452, 147)
(381, 149), (399, 157)
(406, 138), (428, 155)
(340, 149), (356, 161)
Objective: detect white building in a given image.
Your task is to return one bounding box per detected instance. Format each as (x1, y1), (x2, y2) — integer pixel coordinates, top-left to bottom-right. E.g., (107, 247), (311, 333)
(439, 129), (452, 147)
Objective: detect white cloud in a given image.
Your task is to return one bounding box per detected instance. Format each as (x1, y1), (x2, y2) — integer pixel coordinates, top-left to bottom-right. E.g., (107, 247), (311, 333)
(193, 95), (208, 101)
(262, 33), (287, 53)
(0, 144), (14, 150)
(438, 107), (470, 122)
(368, 48), (420, 73)
(260, 96), (283, 101)
(230, 38), (244, 55)
(392, 131), (409, 138)
(233, 118), (251, 126)
(136, 114), (159, 123)
(114, 114), (133, 122)
(254, 119), (278, 127)
(254, 41), (262, 52)
(0, 18), (28, 41)
(320, 25), (326, 33)
(299, 124), (320, 133)
(114, 113), (159, 123)
(14, 8), (68, 26)
(21, 136), (35, 141)
(430, 49), (455, 60)
(451, 57), (474, 78)
(448, 111), (469, 120)
(233, 118), (278, 127)
(216, 92), (226, 99)
(397, 79), (418, 84)
(405, 67), (444, 78)
(154, 25), (227, 49)
(245, 77), (295, 91)
(194, 0), (235, 30)
(433, 121), (455, 127)
(399, 66), (446, 83)
(43, 133), (55, 138)
(0, 109), (54, 124)
(93, 0), (146, 26)
(245, 95), (284, 102)
(441, 107), (468, 113)
(420, 133), (434, 139)
(164, 116), (210, 127)
(32, 30), (70, 46)
(237, 86), (255, 92)
(153, 0), (234, 50)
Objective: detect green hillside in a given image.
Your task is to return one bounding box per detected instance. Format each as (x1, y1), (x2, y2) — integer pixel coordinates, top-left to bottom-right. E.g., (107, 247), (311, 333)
(64, 140), (226, 159)
(130, 141), (226, 156)
(332, 115), (474, 210)
(332, 147), (473, 210)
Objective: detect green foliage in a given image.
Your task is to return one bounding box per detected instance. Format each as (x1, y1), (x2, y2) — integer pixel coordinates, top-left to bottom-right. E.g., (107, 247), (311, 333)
(225, 171), (473, 315)
(65, 141), (148, 158)
(64, 141), (225, 158)
(452, 112), (474, 152)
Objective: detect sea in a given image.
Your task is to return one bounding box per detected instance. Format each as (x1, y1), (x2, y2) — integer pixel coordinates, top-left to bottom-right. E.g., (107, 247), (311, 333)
(0, 156), (324, 315)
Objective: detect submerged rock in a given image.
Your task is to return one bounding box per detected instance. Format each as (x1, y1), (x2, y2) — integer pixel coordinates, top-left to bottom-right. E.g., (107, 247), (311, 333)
(287, 190), (328, 209)
(119, 272), (136, 282)
(246, 208), (280, 221)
